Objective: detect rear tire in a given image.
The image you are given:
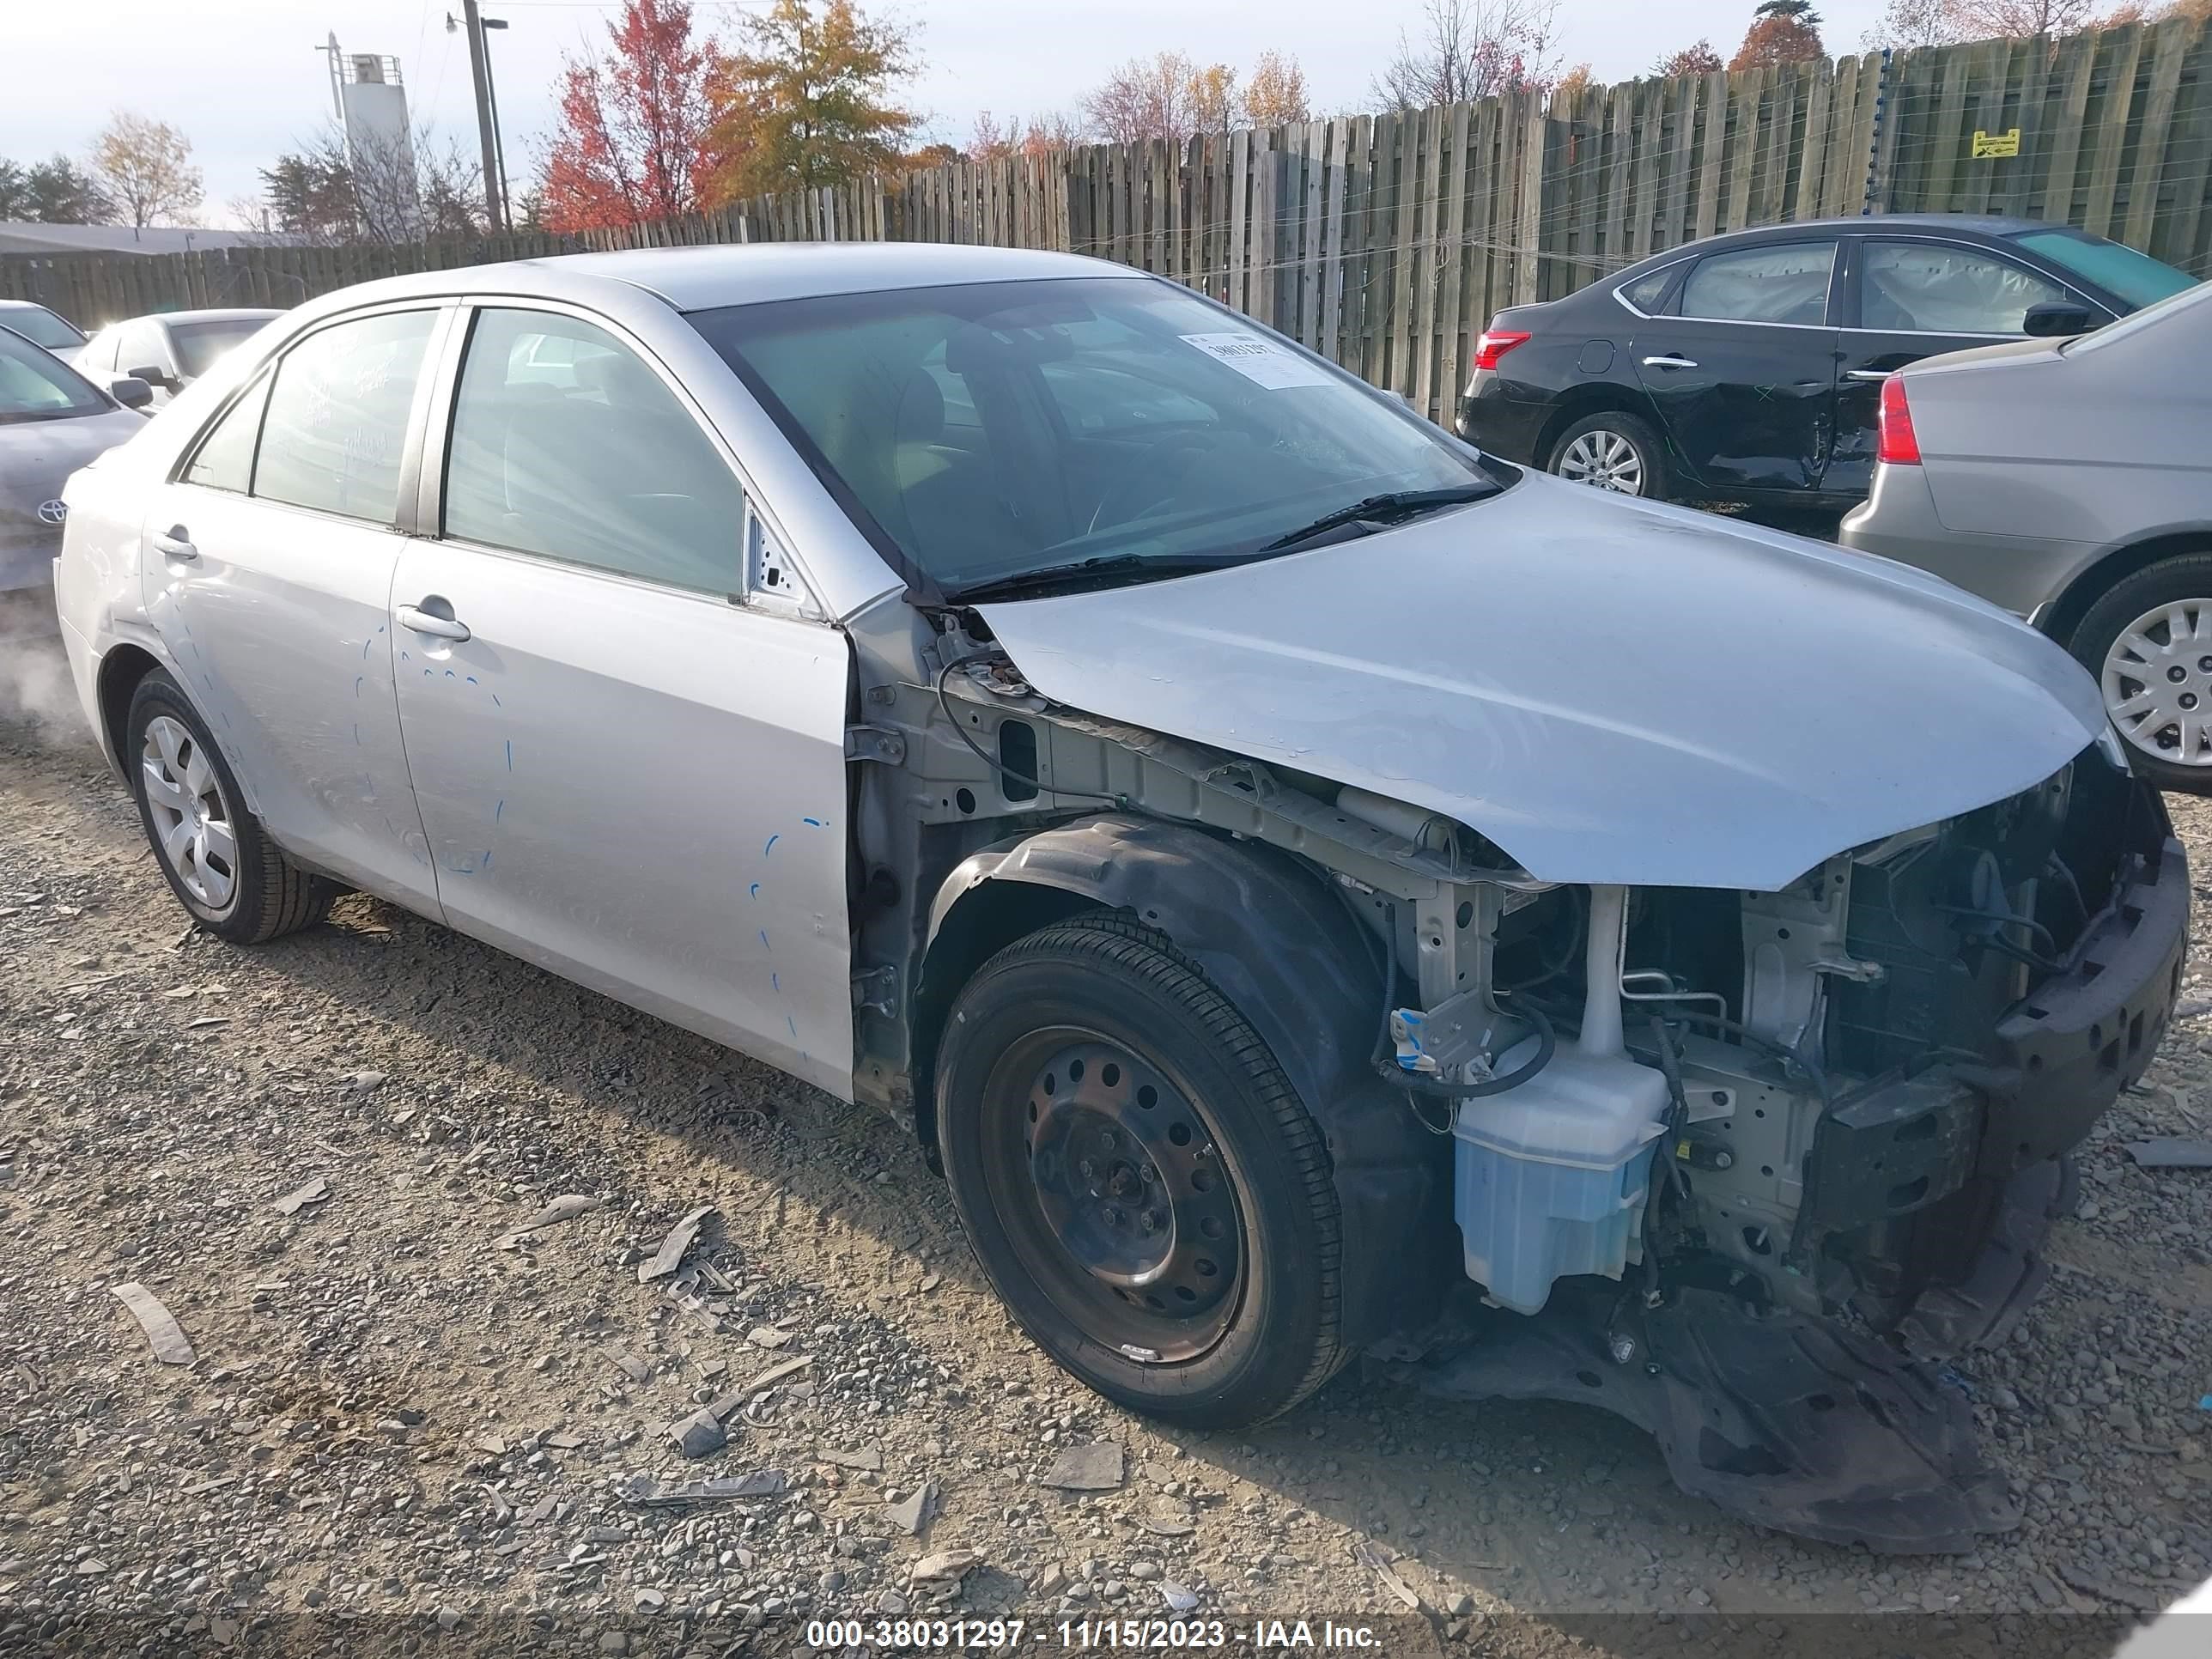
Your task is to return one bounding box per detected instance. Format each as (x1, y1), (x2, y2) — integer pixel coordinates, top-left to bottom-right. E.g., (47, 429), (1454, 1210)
(935, 914), (1347, 1428)
(126, 670), (334, 944)
(1547, 410), (1670, 500)
(2067, 552), (2212, 791)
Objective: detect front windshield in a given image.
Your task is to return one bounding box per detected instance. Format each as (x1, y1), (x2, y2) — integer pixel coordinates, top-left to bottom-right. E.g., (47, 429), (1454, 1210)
(171, 318), (271, 378)
(2, 306), (87, 350)
(0, 326), (107, 423)
(690, 277), (1492, 595)
(2009, 228), (2196, 310)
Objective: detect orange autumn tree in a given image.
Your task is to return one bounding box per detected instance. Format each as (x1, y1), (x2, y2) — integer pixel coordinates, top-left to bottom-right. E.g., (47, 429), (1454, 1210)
(707, 0), (921, 198)
(541, 0), (727, 232)
(1732, 0), (1826, 70)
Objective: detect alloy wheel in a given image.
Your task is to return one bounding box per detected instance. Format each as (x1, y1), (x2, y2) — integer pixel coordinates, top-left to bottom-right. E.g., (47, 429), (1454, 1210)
(1555, 428), (1646, 494)
(2102, 600), (2212, 769)
(141, 714), (240, 911)
(982, 1030), (1246, 1364)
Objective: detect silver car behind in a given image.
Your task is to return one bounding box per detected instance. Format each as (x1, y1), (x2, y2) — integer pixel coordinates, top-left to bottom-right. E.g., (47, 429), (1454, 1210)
(1840, 278), (2212, 787)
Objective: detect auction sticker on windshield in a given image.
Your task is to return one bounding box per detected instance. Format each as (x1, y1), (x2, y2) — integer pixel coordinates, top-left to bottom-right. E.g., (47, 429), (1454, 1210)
(1180, 331), (1335, 390)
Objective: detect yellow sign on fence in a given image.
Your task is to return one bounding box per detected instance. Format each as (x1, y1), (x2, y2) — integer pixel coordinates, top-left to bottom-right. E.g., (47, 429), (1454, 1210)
(1972, 128), (2022, 159)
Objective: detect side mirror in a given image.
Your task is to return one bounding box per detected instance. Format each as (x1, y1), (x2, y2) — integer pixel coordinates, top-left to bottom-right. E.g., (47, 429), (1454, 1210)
(126, 364), (174, 389)
(110, 375), (155, 410)
(2022, 301), (2095, 338)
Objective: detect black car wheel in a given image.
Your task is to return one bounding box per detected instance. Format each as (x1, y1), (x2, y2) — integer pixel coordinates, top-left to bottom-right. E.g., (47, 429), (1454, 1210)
(1547, 411), (1669, 499)
(935, 915), (1348, 1428)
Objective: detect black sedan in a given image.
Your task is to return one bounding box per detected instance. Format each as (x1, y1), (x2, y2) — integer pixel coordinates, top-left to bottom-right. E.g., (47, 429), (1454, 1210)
(1457, 214), (2196, 508)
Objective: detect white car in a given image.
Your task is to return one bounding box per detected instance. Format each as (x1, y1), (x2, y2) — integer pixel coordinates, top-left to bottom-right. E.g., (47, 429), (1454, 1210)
(51, 246), (2185, 1549)
(76, 307), (283, 407)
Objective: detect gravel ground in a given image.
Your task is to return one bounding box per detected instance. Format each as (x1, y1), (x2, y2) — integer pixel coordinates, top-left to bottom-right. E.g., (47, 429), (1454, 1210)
(1, 638), (2208, 1658)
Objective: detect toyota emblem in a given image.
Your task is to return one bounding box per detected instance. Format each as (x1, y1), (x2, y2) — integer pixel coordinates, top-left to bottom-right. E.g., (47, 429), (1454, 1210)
(35, 499), (68, 526)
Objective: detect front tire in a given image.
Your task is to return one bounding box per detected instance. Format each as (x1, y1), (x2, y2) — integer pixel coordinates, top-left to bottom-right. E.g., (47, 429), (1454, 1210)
(2069, 552), (2212, 790)
(126, 670), (334, 944)
(935, 915), (1347, 1427)
(1547, 410), (1669, 499)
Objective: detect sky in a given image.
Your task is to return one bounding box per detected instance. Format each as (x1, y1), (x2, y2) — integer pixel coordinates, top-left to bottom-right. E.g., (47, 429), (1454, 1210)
(1, 0), (1894, 228)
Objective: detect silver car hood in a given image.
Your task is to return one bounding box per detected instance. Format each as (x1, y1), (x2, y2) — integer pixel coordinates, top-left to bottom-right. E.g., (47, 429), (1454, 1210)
(977, 473), (2107, 890)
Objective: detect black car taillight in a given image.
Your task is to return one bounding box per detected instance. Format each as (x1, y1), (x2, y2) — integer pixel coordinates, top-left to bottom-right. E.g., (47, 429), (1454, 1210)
(1472, 328), (1531, 372)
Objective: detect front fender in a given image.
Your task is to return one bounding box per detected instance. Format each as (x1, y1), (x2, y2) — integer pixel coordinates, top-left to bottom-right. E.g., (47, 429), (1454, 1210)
(924, 814), (1453, 1346)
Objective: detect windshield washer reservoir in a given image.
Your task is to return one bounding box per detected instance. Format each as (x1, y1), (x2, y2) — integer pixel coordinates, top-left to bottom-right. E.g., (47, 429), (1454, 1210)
(1455, 884), (1669, 1314)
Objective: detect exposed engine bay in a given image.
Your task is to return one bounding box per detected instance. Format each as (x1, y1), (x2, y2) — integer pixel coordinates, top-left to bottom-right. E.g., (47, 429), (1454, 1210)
(864, 620), (2188, 1554)
(1381, 743), (2179, 1346)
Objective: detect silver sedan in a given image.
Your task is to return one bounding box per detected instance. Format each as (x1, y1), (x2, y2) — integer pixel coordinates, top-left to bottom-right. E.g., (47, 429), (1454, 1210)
(48, 246), (2184, 1527)
(1840, 276), (2212, 788)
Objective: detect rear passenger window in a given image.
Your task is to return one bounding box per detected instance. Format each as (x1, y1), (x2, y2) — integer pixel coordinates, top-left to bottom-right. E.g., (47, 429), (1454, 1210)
(182, 376), (270, 493)
(1859, 240), (2067, 335)
(1680, 241), (1837, 326)
(442, 308), (744, 594)
(252, 310), (436, 523)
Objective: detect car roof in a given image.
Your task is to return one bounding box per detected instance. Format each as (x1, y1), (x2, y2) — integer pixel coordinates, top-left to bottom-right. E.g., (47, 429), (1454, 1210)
(287, 242), (1133, 318)
(0, 298), (63, 313)
(131, 307), (286, 326)
(1689, 214), (2048, 247)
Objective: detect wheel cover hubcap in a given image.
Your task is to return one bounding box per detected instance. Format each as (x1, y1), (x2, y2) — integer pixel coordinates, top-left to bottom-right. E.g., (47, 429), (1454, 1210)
(2103, 600), (2212, 768)
(1557, 429), (1644, 493)
(142, 714), (239, 910)
(994, 1034), (1245, 1361)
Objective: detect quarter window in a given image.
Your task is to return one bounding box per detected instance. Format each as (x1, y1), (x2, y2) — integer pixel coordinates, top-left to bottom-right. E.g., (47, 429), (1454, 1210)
(443, 308), (744, 594)
(1619, 266), (1677, 313)
(1679, 241), (1838, 325)
(252, 310), (437, 523)
(1859, 241), (2066, 335)
(183, 376), (270, 493)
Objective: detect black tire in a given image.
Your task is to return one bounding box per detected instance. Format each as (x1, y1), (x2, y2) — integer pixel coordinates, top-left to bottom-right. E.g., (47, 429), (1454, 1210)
(125, 669), (334, 944)
(1546, 410), (1671, 500)
(935, 914), (1346, 1427)
(2066, 552), (2212, 792)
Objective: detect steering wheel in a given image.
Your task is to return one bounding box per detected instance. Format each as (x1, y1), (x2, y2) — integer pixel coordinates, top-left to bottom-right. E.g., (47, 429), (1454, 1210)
(1085, 427), (1224, 534)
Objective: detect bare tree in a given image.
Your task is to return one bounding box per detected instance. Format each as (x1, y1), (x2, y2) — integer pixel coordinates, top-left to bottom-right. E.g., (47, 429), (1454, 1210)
(1862, 0), (1962, 46)
(1373, 0), (1565, 109)
(968, 111), (1087, 162)
(89, 112), (204, 228)
(1083, 52), (1239, 144)
(258, 125), (487, 246)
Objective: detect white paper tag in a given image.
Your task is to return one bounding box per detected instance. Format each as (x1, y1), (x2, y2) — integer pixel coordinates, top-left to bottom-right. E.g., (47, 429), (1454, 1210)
(1179, 331), (1335, 390)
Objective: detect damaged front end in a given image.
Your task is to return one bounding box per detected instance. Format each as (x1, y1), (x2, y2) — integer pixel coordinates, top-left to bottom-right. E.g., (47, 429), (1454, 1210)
(1395, 743), (2185, 1551)
(888, 511), (2186, 1550)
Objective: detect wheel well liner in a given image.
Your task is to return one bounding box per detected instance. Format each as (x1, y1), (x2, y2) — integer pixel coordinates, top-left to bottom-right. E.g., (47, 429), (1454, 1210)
(2038, 531), (2212, 650)
(1534, 385), (1660, 470)
(918, 813), (1455, 1346)
(96, 643), (162, 768)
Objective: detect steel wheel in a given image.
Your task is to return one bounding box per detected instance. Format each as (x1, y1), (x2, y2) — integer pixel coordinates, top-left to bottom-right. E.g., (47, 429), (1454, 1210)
(1554, 427), (1647, 494)
(141, 713), (239, 912)
(2101, 599), (2212, 769)
(981, 1028), (1246, 1364)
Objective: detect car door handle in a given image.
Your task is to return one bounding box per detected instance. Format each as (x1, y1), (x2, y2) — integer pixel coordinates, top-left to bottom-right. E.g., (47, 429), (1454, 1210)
(1845, 369), (1894, 382)
(1641, 355), (1698, 369)
(397, 603), (471, 642)
(150, 526), (197, 560)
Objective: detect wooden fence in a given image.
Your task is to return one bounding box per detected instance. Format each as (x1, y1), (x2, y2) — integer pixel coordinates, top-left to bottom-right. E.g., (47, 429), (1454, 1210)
(8, 17), (2212, 421)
